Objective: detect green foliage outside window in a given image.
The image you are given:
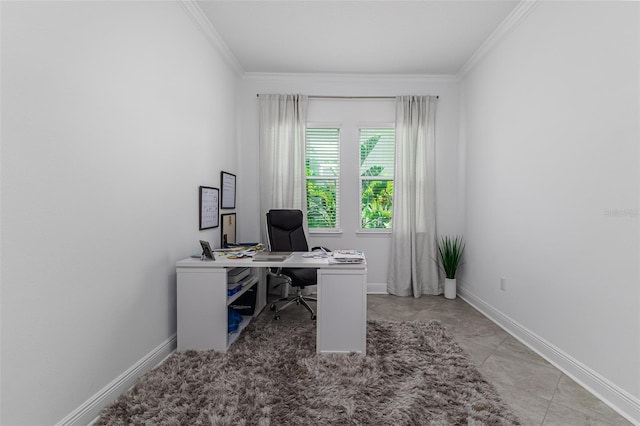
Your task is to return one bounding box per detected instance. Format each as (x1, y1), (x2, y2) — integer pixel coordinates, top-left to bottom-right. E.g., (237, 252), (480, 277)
(306, 127), (339, 229)
(304, 127), (393, 230)
(361, 180), (393, 228)
(306, 173), (337, 228)
(360, 134), (394, 229)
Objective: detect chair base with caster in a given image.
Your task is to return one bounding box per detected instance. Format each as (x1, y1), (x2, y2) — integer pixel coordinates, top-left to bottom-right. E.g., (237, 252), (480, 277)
(270, 290), (317, 320)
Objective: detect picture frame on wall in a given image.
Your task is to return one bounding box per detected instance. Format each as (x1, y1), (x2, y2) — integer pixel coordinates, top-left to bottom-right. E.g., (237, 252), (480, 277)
(221, 171), (236, 209)
(199, 186), (219, 230)
(221, 213), (236, 247)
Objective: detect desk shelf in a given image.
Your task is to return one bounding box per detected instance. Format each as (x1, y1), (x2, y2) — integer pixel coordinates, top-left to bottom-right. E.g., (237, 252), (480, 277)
(177, 264), (267, 352)
(227, 275), (259, 305)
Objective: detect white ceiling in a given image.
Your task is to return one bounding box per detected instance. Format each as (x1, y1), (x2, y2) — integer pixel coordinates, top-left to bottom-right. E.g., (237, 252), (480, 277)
(197, 0), (520, 75)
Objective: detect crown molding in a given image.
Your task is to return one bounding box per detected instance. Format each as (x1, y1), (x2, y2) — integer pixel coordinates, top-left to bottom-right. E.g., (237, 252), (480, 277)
(177, 0), (245, 76)
(243, 72), (459, 83)
(177, 0), (538, 82)
(457, 0), (540, 78)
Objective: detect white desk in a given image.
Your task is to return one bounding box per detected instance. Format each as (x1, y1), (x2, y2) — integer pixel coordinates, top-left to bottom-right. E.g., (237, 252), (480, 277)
(176, 252), (367, 354)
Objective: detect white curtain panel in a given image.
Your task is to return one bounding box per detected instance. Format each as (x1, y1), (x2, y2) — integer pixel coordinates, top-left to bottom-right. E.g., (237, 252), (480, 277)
(388, 95), (441, 297)
(258, 94), (310, 297)
(258, 94), (309, 244)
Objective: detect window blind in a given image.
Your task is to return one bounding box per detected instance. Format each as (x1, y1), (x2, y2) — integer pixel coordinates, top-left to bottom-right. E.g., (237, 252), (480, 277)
(359, 128), (395, 178)
(359, 128), (395, 229)
(306, 128), (340, 229)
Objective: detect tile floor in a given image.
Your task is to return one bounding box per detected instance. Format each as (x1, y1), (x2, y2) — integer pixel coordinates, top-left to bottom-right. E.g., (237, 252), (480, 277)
(364, 294), (632, 426)
(267, 293), (632, 425)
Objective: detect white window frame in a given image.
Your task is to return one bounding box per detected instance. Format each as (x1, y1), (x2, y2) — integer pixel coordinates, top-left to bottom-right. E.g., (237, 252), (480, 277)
(306, 123), (342, 234)
(357, 123), (395, 233)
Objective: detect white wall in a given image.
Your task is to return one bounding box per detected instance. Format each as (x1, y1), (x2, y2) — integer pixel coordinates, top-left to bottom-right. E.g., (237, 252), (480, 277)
(460, 0), (639, 419)
(236, 76), (461, 287)
(1, 2), (238, 424)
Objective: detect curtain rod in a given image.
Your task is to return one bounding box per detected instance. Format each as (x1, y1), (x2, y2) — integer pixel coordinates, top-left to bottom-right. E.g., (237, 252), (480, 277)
(310, 95), (394, 100)
(256, 94), (439, 99)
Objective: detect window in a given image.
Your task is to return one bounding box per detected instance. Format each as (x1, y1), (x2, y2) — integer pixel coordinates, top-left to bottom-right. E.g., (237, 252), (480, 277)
(359, 127), (395, 230)
(306, 127), (340, 230)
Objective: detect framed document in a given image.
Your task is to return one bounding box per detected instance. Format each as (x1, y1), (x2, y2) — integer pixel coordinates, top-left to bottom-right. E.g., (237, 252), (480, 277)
(221, 171), (236, 209)
(199, 186), (219, 230)
(199, 240), (215, 260)
(221, 213), (236, 247)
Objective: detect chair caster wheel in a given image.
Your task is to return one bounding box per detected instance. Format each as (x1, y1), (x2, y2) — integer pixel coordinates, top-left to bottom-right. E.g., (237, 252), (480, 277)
(270, 304), (276, 311)
(274, 315), (280, 320)
(311, 314), (317, 320)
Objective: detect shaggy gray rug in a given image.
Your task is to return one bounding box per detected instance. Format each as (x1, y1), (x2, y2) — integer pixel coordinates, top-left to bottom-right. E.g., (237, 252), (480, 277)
(96, 318), (520, 425)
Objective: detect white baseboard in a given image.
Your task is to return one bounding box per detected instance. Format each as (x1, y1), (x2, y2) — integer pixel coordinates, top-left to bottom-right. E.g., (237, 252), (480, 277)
(458, 287), (640, 425)
(367, 282), (388, 294)
(56, 334), (177, 426)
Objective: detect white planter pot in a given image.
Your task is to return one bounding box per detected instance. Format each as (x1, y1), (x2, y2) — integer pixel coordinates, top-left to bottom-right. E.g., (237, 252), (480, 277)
(444, 278), (457, 299)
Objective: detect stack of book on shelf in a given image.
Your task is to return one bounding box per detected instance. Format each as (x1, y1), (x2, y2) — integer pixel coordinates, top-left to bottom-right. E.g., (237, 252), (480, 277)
(227, 283), (242, 296)
(227, 283), (242, 297)
(227, 267), (250, 296)
(329, 249), (365, 264)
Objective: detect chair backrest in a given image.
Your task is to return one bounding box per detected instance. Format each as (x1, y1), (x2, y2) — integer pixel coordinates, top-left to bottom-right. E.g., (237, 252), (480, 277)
(266, 209), (309, 252)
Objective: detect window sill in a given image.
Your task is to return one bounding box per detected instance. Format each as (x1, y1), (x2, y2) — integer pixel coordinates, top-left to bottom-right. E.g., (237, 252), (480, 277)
(356, 230), (392, 236)
(308, 229), (392, 237)
(309, 229), (343, 236)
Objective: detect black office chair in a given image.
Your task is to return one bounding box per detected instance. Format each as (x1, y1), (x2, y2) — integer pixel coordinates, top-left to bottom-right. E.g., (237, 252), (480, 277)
(266, 209), (323, 320)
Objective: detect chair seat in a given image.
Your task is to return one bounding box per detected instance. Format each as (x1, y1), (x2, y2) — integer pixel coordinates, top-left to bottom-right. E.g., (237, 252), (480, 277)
(282, 267), (316, 287)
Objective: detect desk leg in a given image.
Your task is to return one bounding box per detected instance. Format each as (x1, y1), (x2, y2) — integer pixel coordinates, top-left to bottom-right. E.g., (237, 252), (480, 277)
(254, 267), (267, 315)
(316, 268), (367, 355)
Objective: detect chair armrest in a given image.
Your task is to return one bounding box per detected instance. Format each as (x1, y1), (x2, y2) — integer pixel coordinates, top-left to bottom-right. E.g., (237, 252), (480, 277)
(267, 267), (292, 285)
(266, 267), (292, 292)
(311, 246), (332, 253)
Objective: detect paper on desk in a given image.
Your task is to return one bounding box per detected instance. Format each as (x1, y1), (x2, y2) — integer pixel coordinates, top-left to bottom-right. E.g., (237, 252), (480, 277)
(332, 250), (365, 259)
(225, 250), (258, 259)
(328, 257), (365, 264)
(329, 250), (365, 264)
(302, 252), (329, 258)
